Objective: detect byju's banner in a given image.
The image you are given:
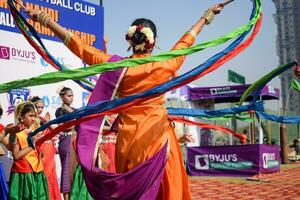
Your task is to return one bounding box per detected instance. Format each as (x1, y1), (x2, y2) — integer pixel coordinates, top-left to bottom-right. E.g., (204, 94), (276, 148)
(187, 144), (280, 177)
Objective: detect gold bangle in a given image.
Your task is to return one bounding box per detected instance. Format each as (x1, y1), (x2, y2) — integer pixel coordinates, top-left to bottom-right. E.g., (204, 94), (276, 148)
(202, 9), (215, 25)
(37, 11), (51, 27)
(185, 29), (197, 38)
(37, 11), (46, 23)
(42, 15), (51, 27)
(64, 32), (73, 46)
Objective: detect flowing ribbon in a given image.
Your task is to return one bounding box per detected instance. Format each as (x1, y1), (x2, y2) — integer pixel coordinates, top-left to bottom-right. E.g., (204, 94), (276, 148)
(31, 0), (262, 146)
(1, 0), (261, 93)
(239, 62), (297, 105)
(167, 102), (262, 117)
(238, 61), (300, 124)
(291, 78), (300, 92)
(7, 0), (94, 91)
(35, 102), (260, 146)
(196, 114), (253, 122)
(168, 116), (247, 144)
(255, 111), (300, 124)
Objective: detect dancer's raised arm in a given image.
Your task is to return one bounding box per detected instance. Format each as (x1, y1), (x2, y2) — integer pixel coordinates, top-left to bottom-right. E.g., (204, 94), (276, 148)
(25, 8), (111, 65)
(25, 8), (68, 43)
(188, 4), (224, 37)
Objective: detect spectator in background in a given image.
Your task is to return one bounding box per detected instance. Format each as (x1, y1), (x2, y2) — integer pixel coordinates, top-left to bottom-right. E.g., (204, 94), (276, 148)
(30, 96), (61, 200)
(291, 139), (299, 155)
(55, 87), (76, 200)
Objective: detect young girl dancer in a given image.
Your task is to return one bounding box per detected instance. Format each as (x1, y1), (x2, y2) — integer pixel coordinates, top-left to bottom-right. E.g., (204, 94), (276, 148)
(9, 101), (49, 200)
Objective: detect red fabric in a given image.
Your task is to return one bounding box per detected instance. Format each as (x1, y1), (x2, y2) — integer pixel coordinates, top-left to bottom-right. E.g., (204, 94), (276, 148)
(36, 14), (262, 147)
(101, 131), (117, 173)
(0, 123), (4, 133)
(11, 158), (33, 173)
(38, 129), (61, 200)
(168, 116), (247, 144)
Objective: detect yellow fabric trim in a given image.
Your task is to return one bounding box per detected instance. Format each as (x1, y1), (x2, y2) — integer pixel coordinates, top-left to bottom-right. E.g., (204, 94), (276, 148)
(16, 131), (43, 172)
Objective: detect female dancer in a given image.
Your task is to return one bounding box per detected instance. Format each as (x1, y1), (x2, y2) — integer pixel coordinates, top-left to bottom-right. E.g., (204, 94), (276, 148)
(55, 87), (77, 200)
(30, 96), (62, 200)
(9, 101), (49, 199)
(26, 4), (223, 199)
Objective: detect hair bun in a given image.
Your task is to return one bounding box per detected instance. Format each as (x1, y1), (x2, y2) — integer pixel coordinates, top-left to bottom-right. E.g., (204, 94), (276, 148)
(56, 85), (65, 94)
(131, 30), (147, 45)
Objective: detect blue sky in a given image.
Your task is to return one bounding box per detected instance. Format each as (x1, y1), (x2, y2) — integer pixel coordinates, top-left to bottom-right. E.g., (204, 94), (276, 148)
(103, 0), (278, 85)
(102, 0), (279, 105)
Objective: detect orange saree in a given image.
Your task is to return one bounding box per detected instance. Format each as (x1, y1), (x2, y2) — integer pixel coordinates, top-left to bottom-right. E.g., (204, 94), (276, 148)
(66, 32), (195, 200)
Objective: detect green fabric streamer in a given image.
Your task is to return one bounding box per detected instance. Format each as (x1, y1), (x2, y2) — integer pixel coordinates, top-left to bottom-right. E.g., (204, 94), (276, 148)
(199, 114), (253, 122)
(239, 62), (296, 105)
(16, 15), (95, 88)
(291, 78), (300, 92)
(0, 0), (261, 93)
(9, 172), (49, 200)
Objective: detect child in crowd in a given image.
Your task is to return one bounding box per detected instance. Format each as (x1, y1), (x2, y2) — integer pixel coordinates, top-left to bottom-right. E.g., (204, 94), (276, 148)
(30, 96), (61, 200)
(9, 101), (49, 200)
(55, 87), (77, 200)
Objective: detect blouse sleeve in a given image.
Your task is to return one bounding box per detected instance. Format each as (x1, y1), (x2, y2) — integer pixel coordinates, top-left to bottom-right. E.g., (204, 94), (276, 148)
(55, 108), (65, 118)
(65, 32), (112, 65)
(166, 33), (196, 73)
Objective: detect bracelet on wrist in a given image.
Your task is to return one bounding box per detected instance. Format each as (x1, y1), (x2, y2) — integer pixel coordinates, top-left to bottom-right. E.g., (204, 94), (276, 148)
(37, 11), (51, 28)
(64, 32), (73, 46)
(201, 9), (215, 25)
(185, 29), (197, 38)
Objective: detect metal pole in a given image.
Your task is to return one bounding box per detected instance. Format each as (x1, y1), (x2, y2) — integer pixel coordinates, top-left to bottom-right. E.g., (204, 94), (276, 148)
(280, 123), (289, 164)
(258, 95), (263, 144)
(298, 124), (300, 139)
(249, 111), (255, 144)
(100, 0), (103, 6)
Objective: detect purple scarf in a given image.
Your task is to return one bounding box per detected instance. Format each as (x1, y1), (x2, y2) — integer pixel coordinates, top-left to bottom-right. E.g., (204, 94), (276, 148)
(77, 55), (167, 200)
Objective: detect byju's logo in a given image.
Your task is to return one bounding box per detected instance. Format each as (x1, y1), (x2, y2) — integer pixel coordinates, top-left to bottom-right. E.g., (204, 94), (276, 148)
(262, 153), (279, 169)
(0, 46), (10, 60)
(195, 155), (209, 170)
(0, 45), (36, 63)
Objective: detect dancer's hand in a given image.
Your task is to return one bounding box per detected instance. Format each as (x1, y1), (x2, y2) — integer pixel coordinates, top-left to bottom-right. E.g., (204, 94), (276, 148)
(24, 8), (40, 22)
(5, 123), (23, 136)
(0, 130), (5, 143)
(210, 4), (224, 14)
(44, 112), (51, 122)
(178, 134), (195, 144)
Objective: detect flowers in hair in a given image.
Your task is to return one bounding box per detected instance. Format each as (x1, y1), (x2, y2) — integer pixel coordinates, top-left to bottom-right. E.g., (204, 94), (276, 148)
(126, 25), (155, 51)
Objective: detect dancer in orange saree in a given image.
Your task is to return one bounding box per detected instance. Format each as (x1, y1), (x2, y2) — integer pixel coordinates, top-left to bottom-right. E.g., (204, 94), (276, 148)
(25, 4), (223, 199)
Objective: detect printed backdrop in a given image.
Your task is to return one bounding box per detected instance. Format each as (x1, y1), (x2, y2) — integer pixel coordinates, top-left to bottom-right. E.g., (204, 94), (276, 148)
(0, 0), (104, 180)
(0, 0), (104, 122)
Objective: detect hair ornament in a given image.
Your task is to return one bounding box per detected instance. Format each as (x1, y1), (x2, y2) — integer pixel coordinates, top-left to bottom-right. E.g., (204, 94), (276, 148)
(126, 25), (155, 51)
